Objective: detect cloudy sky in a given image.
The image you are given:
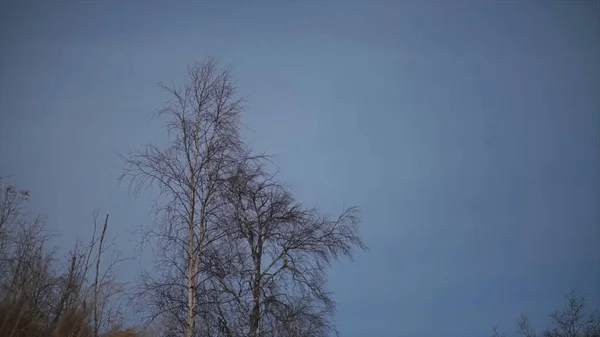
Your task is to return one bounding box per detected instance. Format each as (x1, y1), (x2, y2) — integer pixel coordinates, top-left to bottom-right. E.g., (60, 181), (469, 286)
(1, 1), (599, 337)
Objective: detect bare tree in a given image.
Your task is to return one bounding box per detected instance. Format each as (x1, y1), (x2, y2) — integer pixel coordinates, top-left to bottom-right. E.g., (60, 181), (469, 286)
(201, 160), (367, 337)
(53, 211), (128, 334)
(0, 177), (29, 234)
(120, 56), (259, 337)
(493, 326), (508, 337)
(93, 214), (109, 337)
(0, 177), (36, 286)
(517, 313), (536, 337)
(0, 178), (58, 329)
(0, 177), (134, 336)
(543, 290), (600, 337)
(120, 56), (366, 337)
(88, 212), (130, 337)
(495, 290), (600, 337)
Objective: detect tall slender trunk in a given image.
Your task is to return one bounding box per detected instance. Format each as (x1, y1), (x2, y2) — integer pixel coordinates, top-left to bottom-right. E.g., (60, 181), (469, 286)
(185, 132), (209, 337)
(249, 265), (261, 337)
(249, 235), (263, 337)
(93, 214), (109, 337)
(185, 183), (197, 337)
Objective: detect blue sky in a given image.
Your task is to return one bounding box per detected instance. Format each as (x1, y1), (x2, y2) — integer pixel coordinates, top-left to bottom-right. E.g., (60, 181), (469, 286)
(1, 2), (599, 337)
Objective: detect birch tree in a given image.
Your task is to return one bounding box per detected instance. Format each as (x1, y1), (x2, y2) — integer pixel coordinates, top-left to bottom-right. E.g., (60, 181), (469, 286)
(202, 160), (366, 337)
(120, 56), (255, 337)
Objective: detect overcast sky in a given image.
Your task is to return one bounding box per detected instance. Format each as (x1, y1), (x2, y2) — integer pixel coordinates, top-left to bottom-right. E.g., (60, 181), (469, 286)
(1, 2), (599, 337)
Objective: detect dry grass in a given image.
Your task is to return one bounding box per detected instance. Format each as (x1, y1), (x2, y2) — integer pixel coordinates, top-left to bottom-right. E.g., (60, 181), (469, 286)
(0, 299), (142, 337)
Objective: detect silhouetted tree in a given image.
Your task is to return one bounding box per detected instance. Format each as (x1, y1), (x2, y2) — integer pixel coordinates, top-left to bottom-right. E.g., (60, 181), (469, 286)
(493, 290), (600, 337)
(120, 56), (261, 337)
(120, 56), (366, 337)
(203, 160), (366, 337)
(0, 177), (136, 337)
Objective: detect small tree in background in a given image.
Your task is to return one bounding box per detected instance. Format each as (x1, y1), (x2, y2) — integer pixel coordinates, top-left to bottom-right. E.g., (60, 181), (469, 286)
(0, 177), (139, 337)
(493, 289), (600, 337)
